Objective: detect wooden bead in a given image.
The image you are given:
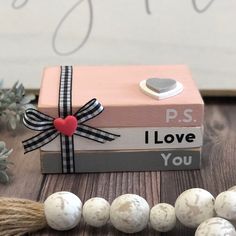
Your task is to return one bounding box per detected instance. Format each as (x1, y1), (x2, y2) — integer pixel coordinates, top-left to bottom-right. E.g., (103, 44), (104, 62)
(150, 203), (176, 232)
(228, 186), (236, 192)
(44, 192), (82, 231)
(215, 191), (236, 220)
(175, 188), (215, 228)
(195, 217), (236, 236)
(110, 194), (150, 233)
(82, 197), (110, 227)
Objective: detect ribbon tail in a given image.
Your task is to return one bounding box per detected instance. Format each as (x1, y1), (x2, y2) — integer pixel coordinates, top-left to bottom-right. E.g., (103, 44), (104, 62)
(74, 124), (120, 143)
(22, 128), (59, 153)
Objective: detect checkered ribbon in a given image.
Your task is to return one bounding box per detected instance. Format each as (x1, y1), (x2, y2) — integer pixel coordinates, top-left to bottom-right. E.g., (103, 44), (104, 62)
(22, 66), (120, 173)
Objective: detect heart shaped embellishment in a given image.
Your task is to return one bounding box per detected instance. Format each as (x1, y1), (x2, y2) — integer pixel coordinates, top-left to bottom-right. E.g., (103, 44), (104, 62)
(146, 78), (177, 93)
(53, 115), (77, 136)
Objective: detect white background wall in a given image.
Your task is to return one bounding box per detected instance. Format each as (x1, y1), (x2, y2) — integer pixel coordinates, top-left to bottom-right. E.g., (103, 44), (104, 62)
(0, 0), (236, 93)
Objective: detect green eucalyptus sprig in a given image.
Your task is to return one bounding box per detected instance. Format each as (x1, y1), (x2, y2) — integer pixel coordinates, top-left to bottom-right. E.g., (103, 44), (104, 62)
(0, 141), (13, 184)
(0, 81), (35, 129)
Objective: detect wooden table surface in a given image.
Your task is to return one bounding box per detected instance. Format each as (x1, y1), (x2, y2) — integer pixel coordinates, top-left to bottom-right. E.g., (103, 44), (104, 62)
(1, 97), (236, 236)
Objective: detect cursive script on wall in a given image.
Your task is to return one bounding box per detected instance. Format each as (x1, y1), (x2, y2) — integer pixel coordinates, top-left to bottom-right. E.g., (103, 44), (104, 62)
(52, 0), (93, 56)
(192, 0), (215, 13)
(12, 0), (28, 9)
(12, 0), (216, 56)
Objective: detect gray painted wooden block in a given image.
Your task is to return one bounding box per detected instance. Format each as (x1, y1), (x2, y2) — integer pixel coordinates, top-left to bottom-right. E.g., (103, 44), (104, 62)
(40, 148), (201, 173)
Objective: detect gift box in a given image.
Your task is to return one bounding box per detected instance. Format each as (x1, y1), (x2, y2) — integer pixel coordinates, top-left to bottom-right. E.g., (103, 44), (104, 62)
(23, 65), (204, 173)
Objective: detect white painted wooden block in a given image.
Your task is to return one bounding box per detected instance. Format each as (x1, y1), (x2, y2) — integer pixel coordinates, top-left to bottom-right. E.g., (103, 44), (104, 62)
(41, 127), (203, 151)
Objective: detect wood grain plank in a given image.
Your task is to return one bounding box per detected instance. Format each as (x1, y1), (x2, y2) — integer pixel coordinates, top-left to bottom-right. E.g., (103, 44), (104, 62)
(0, 125), (43, 200)
(160, 101), (236, 235)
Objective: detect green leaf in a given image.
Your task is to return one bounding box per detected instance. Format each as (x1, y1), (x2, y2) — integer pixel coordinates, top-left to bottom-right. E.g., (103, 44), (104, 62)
(8, 116), (17, 130)
(0, 161), (7, 170)
(0, 158), (7, 163)
(0, 171), (9, 184)
(0, 80), (35, 130)
(22, 103), (35, 110)
(8, 102), (17, 110)
(16, 114), (21, 121)
(0, 141), (5, 151)
(20, 94), (35, 105)
(0, 148), (13, 158)
(0, 142), (12, 184)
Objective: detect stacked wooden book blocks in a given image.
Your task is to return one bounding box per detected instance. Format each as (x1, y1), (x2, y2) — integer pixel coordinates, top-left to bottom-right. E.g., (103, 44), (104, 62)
(39, 65), (204, 173)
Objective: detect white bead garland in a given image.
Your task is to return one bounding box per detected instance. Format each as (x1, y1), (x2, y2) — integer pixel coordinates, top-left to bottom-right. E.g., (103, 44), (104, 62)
(43, 187), (236, 234)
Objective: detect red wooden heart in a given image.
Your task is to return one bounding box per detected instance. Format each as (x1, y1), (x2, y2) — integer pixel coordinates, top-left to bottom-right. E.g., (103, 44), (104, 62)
(53, 115), (77, 136)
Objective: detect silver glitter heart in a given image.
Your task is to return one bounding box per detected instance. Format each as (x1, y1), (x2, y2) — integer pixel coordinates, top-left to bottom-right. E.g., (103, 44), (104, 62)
(146, 78), (177, 93)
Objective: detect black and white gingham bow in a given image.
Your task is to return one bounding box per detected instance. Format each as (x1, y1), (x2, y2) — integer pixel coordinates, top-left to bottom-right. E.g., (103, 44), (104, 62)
(22, 98), (120, 154)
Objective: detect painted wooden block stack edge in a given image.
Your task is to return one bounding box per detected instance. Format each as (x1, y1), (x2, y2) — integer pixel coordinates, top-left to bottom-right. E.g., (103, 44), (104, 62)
(38, 65), (204, 173)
